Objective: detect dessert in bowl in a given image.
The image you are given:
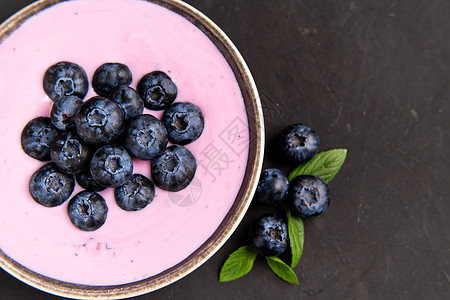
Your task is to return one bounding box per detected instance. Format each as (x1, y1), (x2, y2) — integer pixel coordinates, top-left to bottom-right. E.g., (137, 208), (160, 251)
(0, 0), (263, 298)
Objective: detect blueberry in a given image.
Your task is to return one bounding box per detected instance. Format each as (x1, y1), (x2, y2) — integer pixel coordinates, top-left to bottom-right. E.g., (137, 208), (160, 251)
(162, 102), (204, 145)
(287, 175), (330, 218)
(90, 145), (133, 188)
(68, 191), (108, 231)
(248, 214), (288, 257)
(74, 96), (124, 145)
(151, 145), (196, 192)
(29, 162), (75, 207)
(279, 124), (319, 164)
(50, 95), (83, 130)
(75, 169), (106, 192)
(124, 114), (168, 160)
(255, 168), (289, 206)
(109, 85), (144, 119)
(43, 61), (88, 100)
(50, 132), (92, 174)
(137, 71), (177, 110)
(114, 174), (155, 211)
(92, 63), (132, 97)
(21, 117), (60, 161)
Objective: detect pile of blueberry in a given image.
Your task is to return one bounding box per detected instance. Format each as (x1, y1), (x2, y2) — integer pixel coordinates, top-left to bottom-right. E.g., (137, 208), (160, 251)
(22, 61), (204, 231)
(249, 124), (328, 257)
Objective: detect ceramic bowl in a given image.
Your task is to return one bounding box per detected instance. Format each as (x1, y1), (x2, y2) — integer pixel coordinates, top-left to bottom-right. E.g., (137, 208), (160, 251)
(0, 0), (263, 298)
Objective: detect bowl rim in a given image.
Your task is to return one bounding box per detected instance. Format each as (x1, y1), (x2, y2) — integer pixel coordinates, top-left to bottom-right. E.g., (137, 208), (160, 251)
(0, 0), (264, 298)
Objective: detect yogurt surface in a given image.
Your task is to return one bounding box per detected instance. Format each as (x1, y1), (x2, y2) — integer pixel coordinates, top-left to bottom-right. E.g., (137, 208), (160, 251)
(0, 0), (249, 285)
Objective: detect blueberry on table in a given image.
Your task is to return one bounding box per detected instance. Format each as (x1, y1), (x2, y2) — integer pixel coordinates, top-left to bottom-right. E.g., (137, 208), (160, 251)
(29, 163), (75, 207)
(50, 132), (92, 174)
(74, 96), (124, 145)
(137, 71), (177, 110)
(75, 169), (106, 192)
(50, 95), (83, 130)
(249, 214), (288, 257)
(279, 123), (319, 164)
(92, 63), (132, 97)
(151, 145), (196, 192)
(255, 168), (289, 206)
(162, 102), (204, 145)
(21, 117), (60, 161)
(114, 174), (155, 211)
(124, 114), (168, 160)
(68, 191), (108, 231)
(43, 61), (88, 101)
(90, 145), (133, 188)
(109, 85), (144, 120)
(288, 175), (330, 218)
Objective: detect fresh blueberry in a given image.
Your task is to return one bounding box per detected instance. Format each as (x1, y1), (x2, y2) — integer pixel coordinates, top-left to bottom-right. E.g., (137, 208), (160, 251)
(50, 132), (92, 174)
(21, 117), (60, 161)
(50, 95), (83, 131)
(92, 63), (132, 97)
(90, 145), (133, 188)
(151, 145), (196, 192)
(248, 214), (288, 257)
(288, 175), (330, 218)
(279, 124), (319, 164)
(255, 168), (289, 206)
(29, 162), (75, 207)
(162, 102), (204, 145)
(124, 114), (168, 160)
(75, 169), (106, 192)
(137, 71), (177, 110)
(68, 191), (108, 231)
(43, 61), (88, 100)
(109, 85), (144, 119)
(74, 96), (124, 145)
(114, 174), (155, 211)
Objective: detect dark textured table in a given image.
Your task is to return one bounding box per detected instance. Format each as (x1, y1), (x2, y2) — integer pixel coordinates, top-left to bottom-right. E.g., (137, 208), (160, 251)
(1, 0), (448, 299)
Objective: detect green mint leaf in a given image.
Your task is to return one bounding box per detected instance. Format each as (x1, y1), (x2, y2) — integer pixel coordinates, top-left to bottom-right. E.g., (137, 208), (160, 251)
(219, 245), (257, 282)
(283, 205), (304, 268)
(288, 149), (347, 183)
(265, 256), (299, 284)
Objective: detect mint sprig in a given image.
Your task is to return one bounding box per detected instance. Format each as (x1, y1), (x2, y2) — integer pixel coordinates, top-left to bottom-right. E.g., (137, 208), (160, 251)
(219, 148), (348, 285)
(219, 245), (257, 282)
(288, 149), (347, 183)
(283, 205), (304, 268)
(266, 256), (299, 284)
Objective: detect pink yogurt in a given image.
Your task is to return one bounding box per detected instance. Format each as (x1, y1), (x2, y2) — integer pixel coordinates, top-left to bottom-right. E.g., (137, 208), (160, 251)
(0, 0), (249, 285)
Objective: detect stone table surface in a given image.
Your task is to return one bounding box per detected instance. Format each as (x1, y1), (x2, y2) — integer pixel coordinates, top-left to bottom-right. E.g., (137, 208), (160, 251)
(0, 0), (448, 299)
